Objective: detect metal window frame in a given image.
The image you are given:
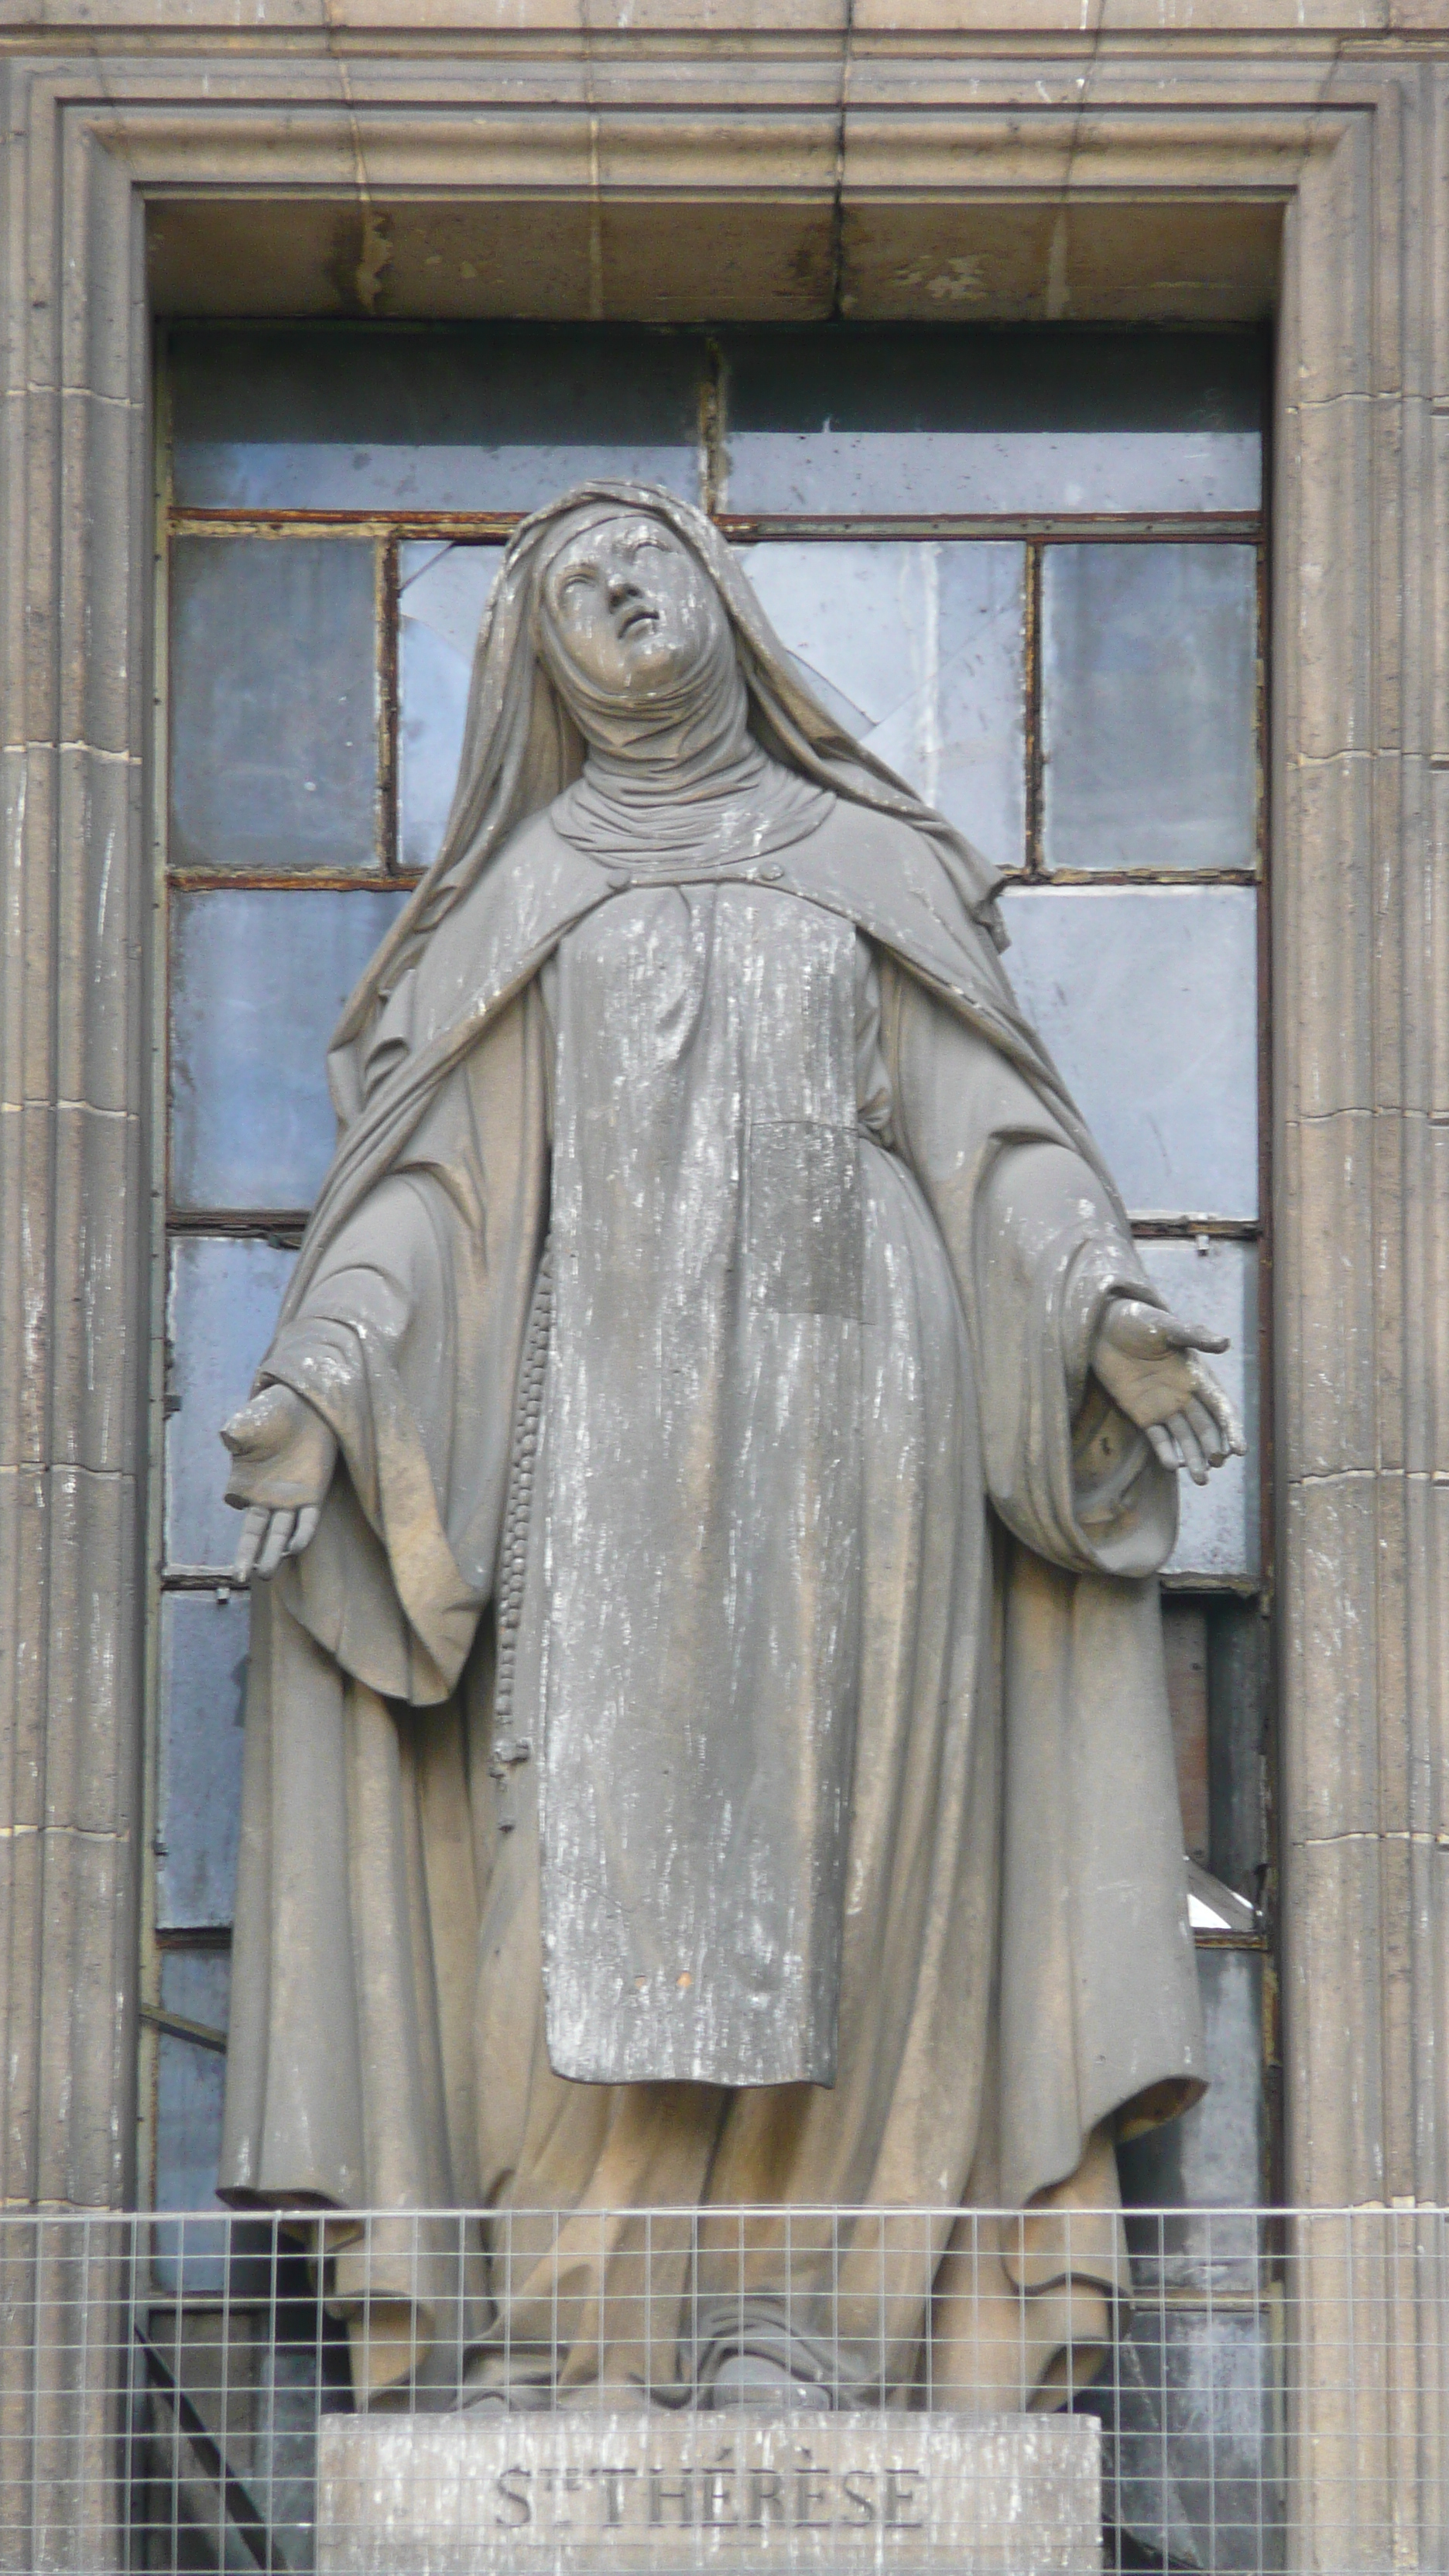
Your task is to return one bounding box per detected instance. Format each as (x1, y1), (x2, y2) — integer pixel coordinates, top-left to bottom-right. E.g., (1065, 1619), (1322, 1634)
(142, 327), (1278, 2245)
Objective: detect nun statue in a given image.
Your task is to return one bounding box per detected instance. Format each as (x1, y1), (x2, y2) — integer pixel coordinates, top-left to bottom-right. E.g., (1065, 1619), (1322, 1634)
(217, 483), (1242, 2414)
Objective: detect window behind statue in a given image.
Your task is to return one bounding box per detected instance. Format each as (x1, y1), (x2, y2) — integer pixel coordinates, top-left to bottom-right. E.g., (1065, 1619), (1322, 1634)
(147, 313), (1270, 2401)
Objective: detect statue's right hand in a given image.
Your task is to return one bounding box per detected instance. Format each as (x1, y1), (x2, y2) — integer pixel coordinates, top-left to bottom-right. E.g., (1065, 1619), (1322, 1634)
(221, 1384), (338, 1583)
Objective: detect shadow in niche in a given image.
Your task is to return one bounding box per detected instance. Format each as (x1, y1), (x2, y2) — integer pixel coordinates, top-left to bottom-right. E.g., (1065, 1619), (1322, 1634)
(133, 2242), (354, 2574)
(1075, 2333), (1203, 2573)
(1075, 2301), (1286, 2576)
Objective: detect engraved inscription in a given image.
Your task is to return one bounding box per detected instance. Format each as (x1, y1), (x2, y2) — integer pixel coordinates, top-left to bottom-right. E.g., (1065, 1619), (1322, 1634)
(487, 2454), (930, 2537)
(317, 2409), (1103, 2575)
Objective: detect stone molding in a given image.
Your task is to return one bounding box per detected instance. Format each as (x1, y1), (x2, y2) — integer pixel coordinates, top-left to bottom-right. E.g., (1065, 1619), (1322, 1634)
(3, 5), (1449, 38)
(0, 17), (1446, 2562)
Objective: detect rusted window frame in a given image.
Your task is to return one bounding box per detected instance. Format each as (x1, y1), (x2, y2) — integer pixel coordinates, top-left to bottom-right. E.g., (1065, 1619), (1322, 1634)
(146, 327), (1277, 2224)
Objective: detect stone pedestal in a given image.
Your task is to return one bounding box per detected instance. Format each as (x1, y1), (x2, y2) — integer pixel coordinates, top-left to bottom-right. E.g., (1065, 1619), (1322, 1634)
(315, 2410), (1101, 2574)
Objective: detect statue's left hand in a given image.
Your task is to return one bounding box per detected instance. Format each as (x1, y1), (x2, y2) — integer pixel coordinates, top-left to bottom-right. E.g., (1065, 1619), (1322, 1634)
(1091, 1297), (1247, 1486)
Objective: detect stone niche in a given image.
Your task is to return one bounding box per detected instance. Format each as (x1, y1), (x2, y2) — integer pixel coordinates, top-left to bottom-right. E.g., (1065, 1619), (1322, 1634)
(315, 2410), (1101, 2576)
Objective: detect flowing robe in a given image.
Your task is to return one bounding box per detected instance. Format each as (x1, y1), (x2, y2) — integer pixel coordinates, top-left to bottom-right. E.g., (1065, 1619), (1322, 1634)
(218, 793), (1204, 2406)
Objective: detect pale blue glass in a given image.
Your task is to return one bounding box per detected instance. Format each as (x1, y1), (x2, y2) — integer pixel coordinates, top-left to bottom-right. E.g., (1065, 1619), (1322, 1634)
(171, 325), (704, 510)
(399, 542), (505, 871)
(721, 327), (1262, 515)
(156, 1590), (250, 1932)
(170, 536), (380, 870)
(152, 1951), (233, 2288)
(1139, 1237), (1259, 1580)
(153, 1951), (282, 2291)
(998, 885), (1259, 1218)
(170, 888), (406, 1212)
(399, 537), (1026, 875)
(1042, 544), (1259, 872)
(165, 1235), (297, 1573)
(737, 541), (1026, 872)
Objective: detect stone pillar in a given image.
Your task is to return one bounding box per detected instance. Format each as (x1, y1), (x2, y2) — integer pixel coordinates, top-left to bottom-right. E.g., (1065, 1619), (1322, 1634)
(1273, 57), (1449, 2574)
(0, 58), (149, 2572)
(1275, 51), (1449, 2228)
(0, 55), (149, 2222)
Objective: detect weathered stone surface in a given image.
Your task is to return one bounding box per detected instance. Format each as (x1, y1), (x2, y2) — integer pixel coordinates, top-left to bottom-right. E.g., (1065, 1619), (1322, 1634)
(1, 12), (1448, 2570)
(316, 2411), (1102, 2576)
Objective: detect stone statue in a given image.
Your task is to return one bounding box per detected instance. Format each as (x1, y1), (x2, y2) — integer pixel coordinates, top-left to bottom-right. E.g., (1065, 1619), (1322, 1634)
(217, 483), (1242, 2416)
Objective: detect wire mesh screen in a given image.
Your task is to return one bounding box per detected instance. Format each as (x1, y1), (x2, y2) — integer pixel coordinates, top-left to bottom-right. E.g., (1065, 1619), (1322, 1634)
(0, 2206), (1442, 2574)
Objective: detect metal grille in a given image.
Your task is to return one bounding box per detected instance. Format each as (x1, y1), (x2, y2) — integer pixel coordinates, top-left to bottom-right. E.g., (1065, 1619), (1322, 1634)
(0, 2205), (1442, 2573)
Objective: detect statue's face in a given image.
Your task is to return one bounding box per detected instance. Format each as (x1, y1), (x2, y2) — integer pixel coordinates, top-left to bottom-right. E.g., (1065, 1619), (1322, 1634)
(543, 516), (726, 698)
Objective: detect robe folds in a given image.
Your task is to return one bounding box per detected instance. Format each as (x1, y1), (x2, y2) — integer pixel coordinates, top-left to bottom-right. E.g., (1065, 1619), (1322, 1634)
(218, 789), (1206, 2407)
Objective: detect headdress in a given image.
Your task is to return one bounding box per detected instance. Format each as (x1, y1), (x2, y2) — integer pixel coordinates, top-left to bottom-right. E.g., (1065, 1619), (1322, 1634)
(326, 481), (1008, 1119)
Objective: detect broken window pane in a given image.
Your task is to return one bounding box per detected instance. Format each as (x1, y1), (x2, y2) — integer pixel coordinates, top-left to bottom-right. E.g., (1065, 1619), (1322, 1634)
(399, 538), (1026, 875)
(171, 324), (704, 511)
(998, 884), (1259, 1218)
(1042, 543), (1258, 872)
(170, 886), (407, 1212)
(399, 542), (505, 872)
(170, 536), (380, 872)
(721, 327), (1263, 515)
(737, 540), (1026, 872)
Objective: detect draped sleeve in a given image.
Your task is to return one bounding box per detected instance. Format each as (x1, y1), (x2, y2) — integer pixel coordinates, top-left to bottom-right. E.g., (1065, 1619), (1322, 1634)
(882, 952), (1179, 1578)
(881, 951), (1204, 2197)
(232, 983), (552, 1707)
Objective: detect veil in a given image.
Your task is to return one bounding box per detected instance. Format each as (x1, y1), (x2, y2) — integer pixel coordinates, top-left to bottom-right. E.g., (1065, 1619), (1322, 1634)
(279, 478), (1133, 1329)
(325, 480), (1009, 1122)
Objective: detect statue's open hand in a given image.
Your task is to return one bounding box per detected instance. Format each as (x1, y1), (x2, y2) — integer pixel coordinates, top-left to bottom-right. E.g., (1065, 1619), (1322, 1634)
(1091, 1297), (1246, 1486)
(221, 1384), (338, 1582)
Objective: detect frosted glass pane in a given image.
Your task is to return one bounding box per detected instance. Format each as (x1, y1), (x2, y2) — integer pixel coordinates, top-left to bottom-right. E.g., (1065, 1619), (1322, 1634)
(1042, 545), (1258, 872)
(159, 1951), (230, 2050)
(156, 1590), (250, 1931)
(153, 1957), (282, 2295)
(155, 1951), (230, 2208)
(170, 887), (407, 1212)
(999, 885), (1259, 1218)
(166, 1235), (296, 1571)
(1109, 2304), (1280, 2569)
(731, 430), (1261, 519)
(170, 537), (379, 871)
(399, 541), (1027, 875)
(1163, 1600), (1208, 1862)
(1137, 1238), (1259, 1580)
(399, 542), (505, 872)
(171, 325), (704, 510)
(722, 328), (1262, 515)
(738, 542), (1025, 873)
(153, 1951), (231, 2283)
